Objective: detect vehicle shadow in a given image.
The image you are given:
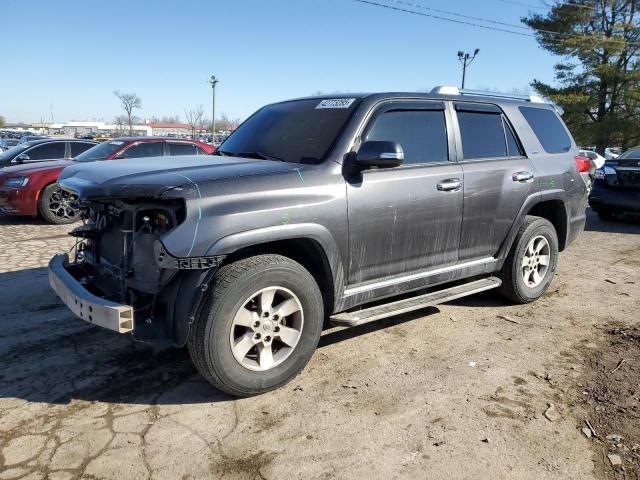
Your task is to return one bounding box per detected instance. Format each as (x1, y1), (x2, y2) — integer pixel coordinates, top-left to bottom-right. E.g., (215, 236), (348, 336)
(584, 208), (640, 234)
(0, 216), (48, 226)
(0, 266), (230, 406)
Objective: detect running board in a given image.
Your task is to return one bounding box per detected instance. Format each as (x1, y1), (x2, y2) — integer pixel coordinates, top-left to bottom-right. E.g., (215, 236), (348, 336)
(330, 277), (502, 327)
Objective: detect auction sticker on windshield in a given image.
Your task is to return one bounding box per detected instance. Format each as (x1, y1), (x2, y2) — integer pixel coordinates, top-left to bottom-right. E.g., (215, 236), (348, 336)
(316, 98), (356, 109)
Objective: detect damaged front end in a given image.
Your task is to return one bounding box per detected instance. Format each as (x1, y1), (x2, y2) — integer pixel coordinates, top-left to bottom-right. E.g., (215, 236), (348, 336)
(51, 197), (224, 345)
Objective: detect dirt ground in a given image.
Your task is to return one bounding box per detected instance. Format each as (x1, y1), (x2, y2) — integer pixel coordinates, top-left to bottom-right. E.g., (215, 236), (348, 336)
(0, 210), (638, 480)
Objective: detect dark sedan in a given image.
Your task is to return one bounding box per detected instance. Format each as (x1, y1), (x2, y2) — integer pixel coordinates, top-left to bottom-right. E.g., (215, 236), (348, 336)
(589, 147), (640, 220)
(0, 138), (97, 168)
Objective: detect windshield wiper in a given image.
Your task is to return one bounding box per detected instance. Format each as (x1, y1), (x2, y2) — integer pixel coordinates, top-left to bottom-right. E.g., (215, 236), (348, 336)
(212, 149), (234, 156)
(236, 151), (286, 162)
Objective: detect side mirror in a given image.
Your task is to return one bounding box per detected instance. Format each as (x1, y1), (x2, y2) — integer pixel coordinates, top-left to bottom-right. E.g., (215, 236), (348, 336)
(355, 141), (404, 168)
(16, 153), (30, 163)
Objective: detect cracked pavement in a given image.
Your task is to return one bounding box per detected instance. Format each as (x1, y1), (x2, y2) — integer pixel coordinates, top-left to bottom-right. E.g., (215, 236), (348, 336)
(0, 212), (639, 479)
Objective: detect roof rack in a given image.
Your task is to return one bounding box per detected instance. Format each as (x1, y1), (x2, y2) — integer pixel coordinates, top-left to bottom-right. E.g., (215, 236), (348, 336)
(430, 85), (564, 115)
(431, 85), (545, 104)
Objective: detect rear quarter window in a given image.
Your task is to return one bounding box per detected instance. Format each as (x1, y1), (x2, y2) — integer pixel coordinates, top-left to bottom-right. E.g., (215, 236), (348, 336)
(519, 106), (572, 154)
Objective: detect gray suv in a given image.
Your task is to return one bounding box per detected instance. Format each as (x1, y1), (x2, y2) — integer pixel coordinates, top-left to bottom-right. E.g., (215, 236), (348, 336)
(49, 87), (587, 396)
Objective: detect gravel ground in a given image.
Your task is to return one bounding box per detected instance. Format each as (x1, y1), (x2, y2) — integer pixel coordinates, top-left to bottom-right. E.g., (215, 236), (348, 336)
(0, 211), (638, 480)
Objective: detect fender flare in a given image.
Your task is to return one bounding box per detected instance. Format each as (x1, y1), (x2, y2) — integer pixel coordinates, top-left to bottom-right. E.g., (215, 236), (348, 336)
(205, 223), (346, 297)
(495, 189), (569, 266)
(169, 224), (346, 347)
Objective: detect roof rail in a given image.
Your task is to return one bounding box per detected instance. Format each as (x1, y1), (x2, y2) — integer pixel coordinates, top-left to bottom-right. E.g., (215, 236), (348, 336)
(430, 85), (545, 104)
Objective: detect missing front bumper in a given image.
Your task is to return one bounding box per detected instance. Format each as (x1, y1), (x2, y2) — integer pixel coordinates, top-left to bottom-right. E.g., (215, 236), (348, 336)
(49, 254), (135, 333)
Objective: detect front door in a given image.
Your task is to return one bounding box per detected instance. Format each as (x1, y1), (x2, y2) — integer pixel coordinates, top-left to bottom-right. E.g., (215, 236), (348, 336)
(346, 101), (463, 285)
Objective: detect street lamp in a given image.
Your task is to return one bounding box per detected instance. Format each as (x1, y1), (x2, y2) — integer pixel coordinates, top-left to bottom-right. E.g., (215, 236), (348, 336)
(208, 75), (219, 142)
(457, 49), (480, 89)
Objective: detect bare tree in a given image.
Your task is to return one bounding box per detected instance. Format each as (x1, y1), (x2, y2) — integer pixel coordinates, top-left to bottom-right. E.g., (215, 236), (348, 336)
(114, 90), (141, 135)
(184, 105), (205, 139)
(216, 113), (242, 132)
(113, 115), (129, 136)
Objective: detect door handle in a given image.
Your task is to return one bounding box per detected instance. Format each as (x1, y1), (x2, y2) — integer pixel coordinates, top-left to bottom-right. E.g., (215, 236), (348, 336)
(437, 178), (462, 191)
(512, 171), (534, 183)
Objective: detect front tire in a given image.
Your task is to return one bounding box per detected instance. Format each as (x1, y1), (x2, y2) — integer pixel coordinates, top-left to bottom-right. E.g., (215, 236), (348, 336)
(498, 216), (559, 304)
(187, 254), (324, 397)
(38, 183), (81, 224)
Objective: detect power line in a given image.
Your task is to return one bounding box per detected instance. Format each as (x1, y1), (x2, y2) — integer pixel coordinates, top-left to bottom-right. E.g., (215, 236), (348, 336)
(353, 0), (533, 36)
(354, 0), (640, 47)
(495, 0), (596, 11)
(390, 0), (530, 30)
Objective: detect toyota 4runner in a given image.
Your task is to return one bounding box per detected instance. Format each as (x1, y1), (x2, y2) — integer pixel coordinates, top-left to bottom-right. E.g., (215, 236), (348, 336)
(49, 87), (588, 396)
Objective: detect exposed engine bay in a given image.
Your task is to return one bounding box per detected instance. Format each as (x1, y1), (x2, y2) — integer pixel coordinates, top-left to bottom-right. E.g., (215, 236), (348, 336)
(65, 198), (223, 343)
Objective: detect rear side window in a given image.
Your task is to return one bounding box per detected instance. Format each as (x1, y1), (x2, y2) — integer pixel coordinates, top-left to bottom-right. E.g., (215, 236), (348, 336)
(519, 106), (571, 153)
(70, 142), (95, 157)
(25, 142), (66, 160)
(457, 112), (506, 159)
(364, 110), (448, 165)
(119, 142), (164, 158)
(168, 143), (201, 156)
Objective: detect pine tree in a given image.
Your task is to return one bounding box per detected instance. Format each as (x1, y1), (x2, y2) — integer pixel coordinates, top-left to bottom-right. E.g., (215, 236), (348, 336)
(523, 0), (640, 152)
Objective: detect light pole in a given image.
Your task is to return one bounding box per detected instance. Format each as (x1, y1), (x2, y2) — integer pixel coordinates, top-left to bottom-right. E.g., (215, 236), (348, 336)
(208, 75), (219, 142)
(457, 49), (480, 89)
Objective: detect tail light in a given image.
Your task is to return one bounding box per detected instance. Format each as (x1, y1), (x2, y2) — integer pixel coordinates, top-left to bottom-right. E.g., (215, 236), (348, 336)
(575, 155), (591, 173)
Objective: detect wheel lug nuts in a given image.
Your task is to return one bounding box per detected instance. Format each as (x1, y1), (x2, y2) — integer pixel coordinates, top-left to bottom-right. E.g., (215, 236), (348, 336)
(264, 336), (271, 342)
(273, 314), (279, 321)
(253, 321), (260, 328)
(254, 333), (261, 340)
(263, 312), (269, 318)
(274, 326), (280, 333)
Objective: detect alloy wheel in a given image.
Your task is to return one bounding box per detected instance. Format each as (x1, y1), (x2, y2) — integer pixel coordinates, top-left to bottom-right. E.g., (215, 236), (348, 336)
(521, 235), (551, 288)
(47, 186), (80, 221)
(229, 286), (304, 371)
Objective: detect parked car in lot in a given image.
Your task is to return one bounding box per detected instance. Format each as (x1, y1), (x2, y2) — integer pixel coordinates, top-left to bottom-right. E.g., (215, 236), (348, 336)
(0, 138), (20, 152)
(49, 88), (588, 396)
(590, 146), (640, 220)
(0, 137), (213, 224)
(0, 138), (97, 168)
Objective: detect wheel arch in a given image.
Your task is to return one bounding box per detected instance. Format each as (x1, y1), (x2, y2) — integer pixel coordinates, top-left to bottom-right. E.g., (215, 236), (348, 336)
(496, 190), (569, 266)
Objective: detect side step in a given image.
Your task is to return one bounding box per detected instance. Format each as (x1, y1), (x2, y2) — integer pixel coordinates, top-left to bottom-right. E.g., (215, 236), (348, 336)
(330, 277), (502, 327)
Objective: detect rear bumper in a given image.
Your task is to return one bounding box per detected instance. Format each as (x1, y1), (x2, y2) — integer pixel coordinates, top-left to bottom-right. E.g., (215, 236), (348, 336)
(0, 186), (37, 216)
(589, 183), (640, 213)
(49, 254), (135, 333)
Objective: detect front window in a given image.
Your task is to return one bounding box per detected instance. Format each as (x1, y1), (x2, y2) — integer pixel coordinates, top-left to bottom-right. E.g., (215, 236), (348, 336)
(74, 140), (125, 162)
(218, 98), (361, 164)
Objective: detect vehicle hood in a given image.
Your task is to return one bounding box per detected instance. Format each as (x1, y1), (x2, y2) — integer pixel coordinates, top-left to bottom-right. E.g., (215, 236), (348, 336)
(58, 155), (304, 199)
(0, 159), (72, 177)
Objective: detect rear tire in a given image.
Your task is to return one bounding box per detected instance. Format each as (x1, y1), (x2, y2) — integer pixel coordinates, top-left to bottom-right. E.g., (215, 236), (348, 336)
(38, 183), (81, 224)
(498, 216), (559, 304)
(187, 254), (323, 397)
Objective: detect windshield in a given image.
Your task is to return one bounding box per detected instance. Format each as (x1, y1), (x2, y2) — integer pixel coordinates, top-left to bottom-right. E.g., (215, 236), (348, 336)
(218, 98), (360, 164)
(74, 140), (124, 162)
(617, 148), (640, 160)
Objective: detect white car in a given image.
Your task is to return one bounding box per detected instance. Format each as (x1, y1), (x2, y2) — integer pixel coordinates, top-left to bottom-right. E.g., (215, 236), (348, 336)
(579, 149), (606, 169)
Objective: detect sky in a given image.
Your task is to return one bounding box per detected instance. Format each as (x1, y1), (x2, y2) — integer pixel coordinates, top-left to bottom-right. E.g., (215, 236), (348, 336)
(0, 0), (562, 124)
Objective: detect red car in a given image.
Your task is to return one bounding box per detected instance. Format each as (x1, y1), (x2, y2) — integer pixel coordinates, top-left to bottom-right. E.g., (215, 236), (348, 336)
(0, 137), (214, 224)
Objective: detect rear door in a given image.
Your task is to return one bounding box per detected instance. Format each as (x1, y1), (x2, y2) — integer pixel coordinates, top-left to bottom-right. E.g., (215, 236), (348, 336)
(454, 102), (536, 261)
(166, 142), (205, 156)
(346, 100), (463, 284)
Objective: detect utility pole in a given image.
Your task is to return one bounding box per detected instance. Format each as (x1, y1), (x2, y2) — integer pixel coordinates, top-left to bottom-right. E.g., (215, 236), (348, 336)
(208, 75), (219, 143)
(457, 49), (480, 89)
